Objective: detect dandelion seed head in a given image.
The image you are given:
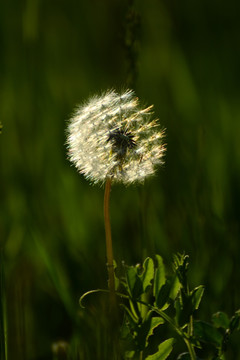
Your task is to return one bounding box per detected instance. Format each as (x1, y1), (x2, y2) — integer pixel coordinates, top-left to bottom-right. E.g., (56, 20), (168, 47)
(67, 89), (165, 185)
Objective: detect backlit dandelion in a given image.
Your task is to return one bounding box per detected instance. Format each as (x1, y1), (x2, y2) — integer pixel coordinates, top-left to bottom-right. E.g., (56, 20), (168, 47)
(67, 89), (166, 304)
(67, 89), (165, 185)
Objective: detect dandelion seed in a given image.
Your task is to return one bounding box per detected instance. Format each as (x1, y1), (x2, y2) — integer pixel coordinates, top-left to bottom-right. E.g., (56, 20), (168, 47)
(67, 89), (165, 185)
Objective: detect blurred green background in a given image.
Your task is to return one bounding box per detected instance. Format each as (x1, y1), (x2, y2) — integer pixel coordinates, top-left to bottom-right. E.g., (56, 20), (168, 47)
(1, 0), (240, 359)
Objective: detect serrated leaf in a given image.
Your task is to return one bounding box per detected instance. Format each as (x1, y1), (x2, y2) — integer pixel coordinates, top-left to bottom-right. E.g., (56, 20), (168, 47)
(133, 313), (165, 351)
(212, 312), (230, 330)
(140, 257), (154, 293)
(146, 317), (165, 346)
(126, 266), (143, 299)
(194, 320), (222, 347)
(145, 338), (175, 360)
(154, 255), (166, 299)
(191, 285), (204, 311)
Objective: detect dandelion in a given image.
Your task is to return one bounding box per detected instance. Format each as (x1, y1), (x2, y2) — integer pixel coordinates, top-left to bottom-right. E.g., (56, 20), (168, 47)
(67, 89), (165, 304)
(67, 89), (165, 185)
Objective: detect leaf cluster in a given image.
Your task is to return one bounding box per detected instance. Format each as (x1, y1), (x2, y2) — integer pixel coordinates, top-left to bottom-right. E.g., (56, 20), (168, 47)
(80, 254), (240, 360)
(115, 254), (240, 360)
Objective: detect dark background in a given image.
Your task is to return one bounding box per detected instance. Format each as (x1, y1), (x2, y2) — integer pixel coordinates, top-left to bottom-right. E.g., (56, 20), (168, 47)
(1, 0), (240, 359)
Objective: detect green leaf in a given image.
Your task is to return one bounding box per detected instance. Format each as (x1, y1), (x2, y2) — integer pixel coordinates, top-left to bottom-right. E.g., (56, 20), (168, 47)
(140, 257), (154, 293)
(133, 313), (165, 351)
(175, 289), (191, 327)
(113, 260), (120, 290)
(169, 274), (181, 301)
(173, 254), (189, 290)
(129, 298), (141, 321)
(124, 350), (136, 359)
(175, 286), (204, 327)
(155, 281), (171, 309)
(145, 317), (165, 346)
(194, 320), (222, 347)
(212, 312), (230, 329)
(191, 285), (205, 311)
(229, 310), (240, 332)
(154, 255), (166, 299)
(145, 338), (175, 360)
(138, 293), (150, 320)
(125, 266), (143, 299)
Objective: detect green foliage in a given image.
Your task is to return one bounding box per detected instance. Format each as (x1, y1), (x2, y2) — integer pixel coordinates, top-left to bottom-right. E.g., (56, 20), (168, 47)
(145, 338), (175, 360)
(212, 312), (230, 330)
(193, 321), (222, 347)
(81, 254), (240, 360)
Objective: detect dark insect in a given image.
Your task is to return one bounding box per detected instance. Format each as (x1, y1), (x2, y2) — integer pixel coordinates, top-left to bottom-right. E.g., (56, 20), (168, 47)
(107, 128), (136, 160)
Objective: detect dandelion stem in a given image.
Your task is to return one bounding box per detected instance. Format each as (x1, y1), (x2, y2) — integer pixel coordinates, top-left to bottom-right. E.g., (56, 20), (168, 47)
(104, 177), (115, 304)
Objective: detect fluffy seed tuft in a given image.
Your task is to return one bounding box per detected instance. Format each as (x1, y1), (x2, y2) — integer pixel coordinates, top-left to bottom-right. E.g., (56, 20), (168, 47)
(66, 89), (165, 185)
